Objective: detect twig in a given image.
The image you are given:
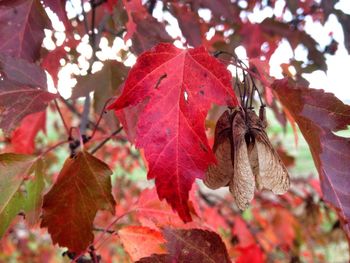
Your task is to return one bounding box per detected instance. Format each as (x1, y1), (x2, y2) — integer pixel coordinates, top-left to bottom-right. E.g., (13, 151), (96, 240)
(54, 99), (70, 135)
(36, 140), (70, 159)
(73, 209), (135, 262)
(79, 0), (98, 138)
(59, 96), (105, 133)
(79, 95), (91, 136)
(80, 0), (89, 35)
(90, 98), (115, 139)
(93, 227), (115, 234)
(90, 127), (123, 154)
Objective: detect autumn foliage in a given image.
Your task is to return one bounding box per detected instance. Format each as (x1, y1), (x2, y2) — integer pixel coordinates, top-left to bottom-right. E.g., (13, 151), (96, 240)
(1, 0), (350, 262)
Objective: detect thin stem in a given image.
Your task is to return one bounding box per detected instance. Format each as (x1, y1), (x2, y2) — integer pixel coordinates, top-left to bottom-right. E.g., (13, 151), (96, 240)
(90, 127), (123, 154)
(90, 98), (115, 139)
(36, 140), (70, 160)
(93, 227), (115, 234)
(94, 209), (135, 250)
(235, 67), (243, 103)
(54, 99), (70, 135)
(251, 77), (265, 107)
(73, 209), (135, 262)
(80, 0), (98, 137)
(242, 71), (248, 107)
(80, 0), (89, 34)
(79, 95), (91, 136)
(249, 76), (255, 109)
(59, 96), (105, 133)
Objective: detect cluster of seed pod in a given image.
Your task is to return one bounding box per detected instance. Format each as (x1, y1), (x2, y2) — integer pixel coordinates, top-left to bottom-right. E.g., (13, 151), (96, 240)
(204, 66), (290, 209)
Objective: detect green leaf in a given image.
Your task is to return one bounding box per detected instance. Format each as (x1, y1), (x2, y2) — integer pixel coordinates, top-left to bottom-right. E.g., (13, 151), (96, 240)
(0, 191), (25, 237)
(24, 159), (45, 225)
(0, 153), (36, 237)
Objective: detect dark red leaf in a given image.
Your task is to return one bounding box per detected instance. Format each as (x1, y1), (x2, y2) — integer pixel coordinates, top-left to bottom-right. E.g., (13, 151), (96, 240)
(122, 0), (172, 54)
(169, 3), (204, 47)
(41, 47), (66, 86)
(109, 43), (238, 221)
(192, 0), (240, 23)
(42, 0), (70, 29)
(260, 18), (327, 71)
(41, 151), (116, 253)
(0, 54), (56, 133)
(272, 78), (350, 238)
(0, 0), (51, 62)
(136, 254), (170, 263)
(240, 23), (278, 59)
(163, 228), (231, 262)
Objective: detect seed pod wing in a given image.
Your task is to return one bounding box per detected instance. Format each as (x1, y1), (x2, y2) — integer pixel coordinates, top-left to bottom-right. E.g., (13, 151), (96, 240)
(229, 110), (255, 210)
(254, 137), (290, 194)
(246, 109), (290, 194)
(205, 111), (234, 189)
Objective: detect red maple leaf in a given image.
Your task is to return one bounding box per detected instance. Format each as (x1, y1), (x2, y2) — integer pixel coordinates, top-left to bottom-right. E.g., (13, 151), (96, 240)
(109, 43), (238, 221)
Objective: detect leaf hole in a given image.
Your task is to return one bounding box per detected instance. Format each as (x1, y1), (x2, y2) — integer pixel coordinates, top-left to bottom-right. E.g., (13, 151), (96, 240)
(184, 90), (189, 101)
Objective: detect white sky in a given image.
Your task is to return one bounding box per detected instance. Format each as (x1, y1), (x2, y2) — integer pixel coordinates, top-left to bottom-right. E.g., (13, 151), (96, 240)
(45, 0), (350, 102)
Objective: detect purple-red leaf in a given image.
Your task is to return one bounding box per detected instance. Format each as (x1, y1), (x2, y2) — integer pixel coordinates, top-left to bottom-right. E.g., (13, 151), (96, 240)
(272, 78), (350, 238)
(170, 3), (204, 47)
(0, 0), (51, 62)
(109, 43), (238, 221)
(163, 228), (231, 262)
(122, 0), (172, 54)
(42, 0), (70, 29)
(41, 151), (116, 253)
(0, 54), (56, 133)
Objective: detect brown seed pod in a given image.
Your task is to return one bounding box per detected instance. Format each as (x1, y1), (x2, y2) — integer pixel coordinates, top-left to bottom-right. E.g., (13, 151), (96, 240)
(245, 108), (290, 194)
(204, 110), (235, 189)
(229, 108), (255, 210)
(205, 106), (290, 210)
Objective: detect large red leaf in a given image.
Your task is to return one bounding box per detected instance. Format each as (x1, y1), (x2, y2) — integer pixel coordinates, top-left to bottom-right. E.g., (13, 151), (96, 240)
(118, 226), (166, 261)
(272, 78), (350, 238)
(109, 43), (238, 221)
(0, 54), (56, 133)
(41, 151), (116, 253)
(163, 228), (231, 262)
(0, 0), (51, 62)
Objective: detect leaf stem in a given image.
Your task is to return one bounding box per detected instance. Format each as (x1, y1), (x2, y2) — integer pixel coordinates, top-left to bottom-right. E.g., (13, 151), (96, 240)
(89, 97), (115, 140)
(54, 99), (70, 136)
(72, 209), (135, 262)
(36, 140), (70, 160)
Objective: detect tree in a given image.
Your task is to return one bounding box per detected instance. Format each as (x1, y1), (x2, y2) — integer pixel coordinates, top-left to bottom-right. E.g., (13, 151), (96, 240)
(0, 0), (349, 262)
